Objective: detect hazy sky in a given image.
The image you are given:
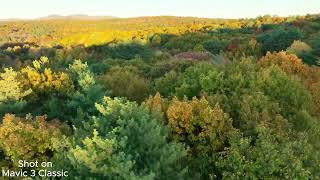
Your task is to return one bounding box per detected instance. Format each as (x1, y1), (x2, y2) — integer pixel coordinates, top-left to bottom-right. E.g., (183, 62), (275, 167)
(1, 0), (319, 19)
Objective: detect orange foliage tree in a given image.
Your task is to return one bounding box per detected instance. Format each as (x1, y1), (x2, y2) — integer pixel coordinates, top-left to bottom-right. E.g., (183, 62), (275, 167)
(259, 52), (320, 116)
(166, 97), (234, 153)
(0, 114), (66, 168)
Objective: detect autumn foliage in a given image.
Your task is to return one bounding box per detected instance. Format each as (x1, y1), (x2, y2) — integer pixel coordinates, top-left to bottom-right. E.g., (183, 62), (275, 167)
(0, 114), (65, 168)
(167, 97), (233, 152)
(0, 14), (319, 179)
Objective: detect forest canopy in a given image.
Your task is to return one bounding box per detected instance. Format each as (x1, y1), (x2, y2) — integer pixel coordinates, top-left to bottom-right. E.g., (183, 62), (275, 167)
(0, 14), (320, 179)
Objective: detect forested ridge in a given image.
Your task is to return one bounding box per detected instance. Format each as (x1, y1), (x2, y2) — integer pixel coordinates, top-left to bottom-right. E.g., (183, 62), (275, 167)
(0, 14), (320, 179)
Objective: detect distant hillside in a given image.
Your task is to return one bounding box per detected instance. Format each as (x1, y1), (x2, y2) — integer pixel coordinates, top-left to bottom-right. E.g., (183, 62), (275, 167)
(38, 14), (117, 20)
(0, 18), (23, 22)
(0, 15), (117, 21)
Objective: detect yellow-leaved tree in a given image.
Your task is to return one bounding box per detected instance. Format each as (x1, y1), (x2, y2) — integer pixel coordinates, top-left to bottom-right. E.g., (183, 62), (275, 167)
(20, 56), (73, 95)
(0, 68), (32, 103)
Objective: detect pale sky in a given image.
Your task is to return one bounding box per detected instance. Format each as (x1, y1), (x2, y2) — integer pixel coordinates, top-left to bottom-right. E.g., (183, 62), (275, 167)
(0, 0), (319, 19)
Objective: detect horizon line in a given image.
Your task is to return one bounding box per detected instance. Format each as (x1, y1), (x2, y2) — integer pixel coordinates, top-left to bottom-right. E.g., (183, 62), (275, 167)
(0, 12), (319, 21)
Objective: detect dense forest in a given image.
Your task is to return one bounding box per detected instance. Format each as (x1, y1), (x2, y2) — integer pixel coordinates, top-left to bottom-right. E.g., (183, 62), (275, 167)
(0, 14), (320, 179)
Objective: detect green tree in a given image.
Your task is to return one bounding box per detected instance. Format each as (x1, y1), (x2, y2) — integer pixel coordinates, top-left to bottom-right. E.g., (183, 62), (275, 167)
(154, 71), (179, 97)
(202, 39), (226, 55)
(257, 27), (303, 54)
(66, 60), (105, 124)
(54, 97), (187, 179)
(100, 66), (150, 103)
(175, 62), (215, 99)
(216, 126), (312, 180)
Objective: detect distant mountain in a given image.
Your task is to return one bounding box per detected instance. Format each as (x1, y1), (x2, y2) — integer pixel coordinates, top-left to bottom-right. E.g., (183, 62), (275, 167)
(0, 15), (117, 22)
(0, 18), (24, 22)
(38, 14), (117, 20)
